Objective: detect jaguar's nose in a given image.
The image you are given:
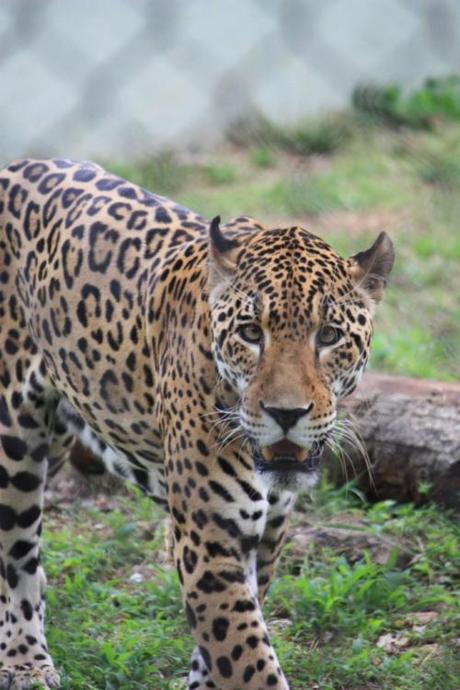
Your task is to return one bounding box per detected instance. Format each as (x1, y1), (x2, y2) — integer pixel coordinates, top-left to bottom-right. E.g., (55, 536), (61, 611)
(260, 402), (313, 434)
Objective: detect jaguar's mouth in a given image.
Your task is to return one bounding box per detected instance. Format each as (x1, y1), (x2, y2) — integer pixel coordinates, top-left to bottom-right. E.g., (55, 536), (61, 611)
(256, 439), (323, 473)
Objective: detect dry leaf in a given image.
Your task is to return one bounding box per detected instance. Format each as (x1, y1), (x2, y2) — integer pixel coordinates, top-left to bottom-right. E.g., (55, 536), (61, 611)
(376, 632), (409, 653)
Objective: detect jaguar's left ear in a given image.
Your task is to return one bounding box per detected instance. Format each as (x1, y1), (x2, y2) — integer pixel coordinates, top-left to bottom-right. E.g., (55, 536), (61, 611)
(348, 232), (395, 304)
(208, 216), (241, 293)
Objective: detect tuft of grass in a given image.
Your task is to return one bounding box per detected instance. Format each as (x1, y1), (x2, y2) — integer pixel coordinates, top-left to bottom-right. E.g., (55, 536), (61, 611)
(226, 111), (286, 148)
(352, 83), (426, 129)
(417, 153), (460, 189)
(227, 111), (351, 156)
(249, 146), (276, 168)
(204, 162), (238, 186)
(352, 75), (460, 129)
(284, 115), (352, 155)
(109, 151), (190, 196)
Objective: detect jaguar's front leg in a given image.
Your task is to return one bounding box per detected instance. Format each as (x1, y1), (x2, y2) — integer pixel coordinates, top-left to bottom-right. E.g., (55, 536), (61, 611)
(169, 452), (290, 690)
(256, 491), (295, 605)
(184, 490), (296, 690)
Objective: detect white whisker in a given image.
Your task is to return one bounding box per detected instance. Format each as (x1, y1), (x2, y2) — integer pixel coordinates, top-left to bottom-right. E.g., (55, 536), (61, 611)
(332, 415), (375, 489)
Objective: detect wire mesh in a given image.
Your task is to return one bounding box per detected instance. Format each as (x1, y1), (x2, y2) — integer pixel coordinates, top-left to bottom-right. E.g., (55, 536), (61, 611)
(1, 0), (460, 161)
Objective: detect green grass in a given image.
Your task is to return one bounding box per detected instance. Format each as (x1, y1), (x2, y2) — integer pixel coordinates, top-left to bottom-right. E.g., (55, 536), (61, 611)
(204, 162), (238, 185)
(108, 151), (190, 196)
(352, 75), (460, 129)
(249, 146), (276, 169)
(282, 115), (353, 155)
(418, 154), (460, 188)
(226, 112), (288, 148)
(226, 111), (353, 155)
(44, 494), (190, 690)
(43, 483), (460, 690)
(264, 144), (414, 216)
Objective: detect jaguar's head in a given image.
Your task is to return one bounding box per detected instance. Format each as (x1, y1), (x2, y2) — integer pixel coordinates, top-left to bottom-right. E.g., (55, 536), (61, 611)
(208, 217), (394, 489)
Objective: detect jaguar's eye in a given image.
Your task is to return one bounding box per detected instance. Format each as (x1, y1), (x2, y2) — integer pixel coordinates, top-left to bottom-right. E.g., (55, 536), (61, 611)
(238, 323), (264, 345)
(317, 325), (343, 347)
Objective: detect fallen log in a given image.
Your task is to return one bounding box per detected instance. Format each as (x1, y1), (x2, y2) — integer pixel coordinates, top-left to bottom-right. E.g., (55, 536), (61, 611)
(325, 373), (460, 510)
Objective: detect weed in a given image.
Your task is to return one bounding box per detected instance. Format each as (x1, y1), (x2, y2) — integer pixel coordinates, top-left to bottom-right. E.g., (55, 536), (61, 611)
(226, 111), (286, 148)
(353, 75), (460, 129)
(109, 151), (190, 196)
(227, 111), (351, 156)
(204, 163), (237, 185)
(284, 115), (352, 155)
(249, 146), (276, 168)
(418, 153), (460, 189)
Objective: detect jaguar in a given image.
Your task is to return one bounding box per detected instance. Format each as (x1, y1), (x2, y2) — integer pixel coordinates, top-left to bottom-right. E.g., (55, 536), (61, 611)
(0, 158), (394, 689)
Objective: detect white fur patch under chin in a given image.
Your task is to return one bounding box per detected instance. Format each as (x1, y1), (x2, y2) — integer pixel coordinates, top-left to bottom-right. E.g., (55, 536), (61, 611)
(295, 470), (321, 491)
(258, 468), (320, 492)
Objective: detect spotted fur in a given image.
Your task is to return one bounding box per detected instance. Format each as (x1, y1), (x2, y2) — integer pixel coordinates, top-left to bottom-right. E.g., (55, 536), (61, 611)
(0, 159), (394, 689)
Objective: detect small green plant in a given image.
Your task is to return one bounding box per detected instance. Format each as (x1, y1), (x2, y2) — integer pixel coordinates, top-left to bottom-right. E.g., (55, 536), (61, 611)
(418, 153), (460, 188)
(249, 146), (276, 168)
(204, 163), (237, 185)
(352, 83), (420, 128)
(226, 111), (286, 148)
(110, 151), (190, 196)
(353, 75), (460, 129)
(284, 116), (351, 155)
(227, 111), (350, 156)
(270, 554), (410, 635)
(410, 75), (460, 121)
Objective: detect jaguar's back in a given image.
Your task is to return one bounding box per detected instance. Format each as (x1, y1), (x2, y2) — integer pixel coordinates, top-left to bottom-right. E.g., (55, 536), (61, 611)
(0, 157), (207, 400)
(0, 158), (210, 483)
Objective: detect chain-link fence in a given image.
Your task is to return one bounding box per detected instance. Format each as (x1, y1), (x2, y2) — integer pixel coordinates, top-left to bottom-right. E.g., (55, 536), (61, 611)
(1, 0), (460, 162)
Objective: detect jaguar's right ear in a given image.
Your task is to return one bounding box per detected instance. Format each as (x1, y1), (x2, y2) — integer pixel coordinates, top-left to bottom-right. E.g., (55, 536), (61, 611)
(348, 232), (395, 306)
(208, 216), (241, 294)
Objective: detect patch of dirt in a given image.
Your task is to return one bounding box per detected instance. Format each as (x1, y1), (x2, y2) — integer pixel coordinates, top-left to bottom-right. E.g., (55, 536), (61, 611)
(45, 465), (127, 512)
